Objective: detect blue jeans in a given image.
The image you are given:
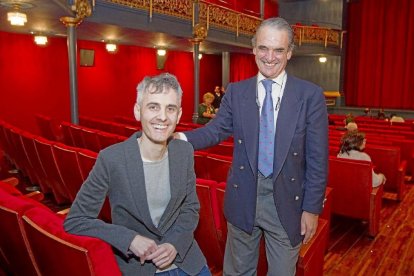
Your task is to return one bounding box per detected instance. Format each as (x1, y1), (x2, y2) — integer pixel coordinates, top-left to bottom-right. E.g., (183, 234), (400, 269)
(156, 265), (211, 276)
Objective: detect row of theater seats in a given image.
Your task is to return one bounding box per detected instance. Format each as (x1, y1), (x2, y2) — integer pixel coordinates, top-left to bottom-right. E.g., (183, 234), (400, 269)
(34, 112), (408, 239)
(0, 121), (111, 221)
(329, 128), (414, 178)
(195, 178), (332, 276)
(195, 144), (396, 238)
(0, 180), (121, 276)
(60, 121), (127, 153)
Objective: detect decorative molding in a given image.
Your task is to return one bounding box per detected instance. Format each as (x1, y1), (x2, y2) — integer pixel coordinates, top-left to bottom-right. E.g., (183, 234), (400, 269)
(292, 25), (343, 48)
(60, 0), (94, 27)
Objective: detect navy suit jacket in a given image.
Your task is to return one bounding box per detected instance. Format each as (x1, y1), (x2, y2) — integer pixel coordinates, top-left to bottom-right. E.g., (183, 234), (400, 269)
(185, 74), (328, 246)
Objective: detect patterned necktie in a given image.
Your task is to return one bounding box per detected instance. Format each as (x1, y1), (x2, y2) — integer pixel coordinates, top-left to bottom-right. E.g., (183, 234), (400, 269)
(258, 79), (275, 177)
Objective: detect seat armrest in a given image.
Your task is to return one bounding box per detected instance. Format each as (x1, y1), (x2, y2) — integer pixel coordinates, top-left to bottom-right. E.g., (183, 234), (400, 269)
(1, 177), (19, 186)
(25, 191), (44, 201)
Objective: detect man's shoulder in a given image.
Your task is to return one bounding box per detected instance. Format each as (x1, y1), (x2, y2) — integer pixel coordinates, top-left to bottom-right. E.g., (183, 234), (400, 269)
(231, 75), (256, 87)
(287, 74), (322, 90)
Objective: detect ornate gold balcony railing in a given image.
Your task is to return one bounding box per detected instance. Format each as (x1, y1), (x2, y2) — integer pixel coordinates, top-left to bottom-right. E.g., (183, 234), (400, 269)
(104, 0), (261, 36)
(104, 0), (344, 48)
(292, 25), (345, 49)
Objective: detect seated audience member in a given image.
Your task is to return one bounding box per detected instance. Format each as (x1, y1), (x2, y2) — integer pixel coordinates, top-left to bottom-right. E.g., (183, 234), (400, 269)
(64, 73), (210, 276)
(345, 122), (358, 132)
(212, 85), (223, 109)
(390, 113), (405, 123)
(337, 131), (386, 187)
(377, 109), (386, 120)
(197, 92), (216, 125)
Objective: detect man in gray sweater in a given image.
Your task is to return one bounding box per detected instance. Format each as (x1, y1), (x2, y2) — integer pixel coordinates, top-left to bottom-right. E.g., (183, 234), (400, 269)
(64, 73), (209, 276)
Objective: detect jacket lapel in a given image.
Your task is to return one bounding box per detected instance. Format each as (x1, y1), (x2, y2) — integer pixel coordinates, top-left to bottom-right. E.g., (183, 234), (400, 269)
(157, 141), (182, 232)
(273, 74), (303, 179)
(241, 77), (260, 179)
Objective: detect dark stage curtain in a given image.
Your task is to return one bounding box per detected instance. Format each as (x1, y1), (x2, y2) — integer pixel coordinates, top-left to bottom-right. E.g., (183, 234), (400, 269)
(345, 0), (414, 109)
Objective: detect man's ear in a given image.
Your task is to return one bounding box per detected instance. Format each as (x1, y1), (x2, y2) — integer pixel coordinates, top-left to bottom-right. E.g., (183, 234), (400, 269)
(133, 103), (141, 121)
(177, 107), (182, 124)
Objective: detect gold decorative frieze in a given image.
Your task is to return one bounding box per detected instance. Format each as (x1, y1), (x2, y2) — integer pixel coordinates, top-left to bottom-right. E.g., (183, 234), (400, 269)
(106, 0), (192, 20)
(292, 25), (343, 48)
(198, 1), (260, 36)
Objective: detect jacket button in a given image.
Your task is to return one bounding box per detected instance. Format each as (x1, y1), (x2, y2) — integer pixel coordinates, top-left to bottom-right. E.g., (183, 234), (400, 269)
(295, 196), (299, 201)
(233, 184), (238, 188)
(238, 139), (242, 144)
(290, 178), (295, 182)
(293, 152), (298, 156)
(239, 166), (244, 170)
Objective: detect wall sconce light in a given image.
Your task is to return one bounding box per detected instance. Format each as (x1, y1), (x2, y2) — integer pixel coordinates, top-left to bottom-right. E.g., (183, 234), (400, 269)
(156, 49), (167, 69)
(105, 43), (117, 53)
(198, 53), (203, 60)
(7, 4), (27, 26)
(319, 56), (327, 63)
(157, 49), (167, 56)
(34, 35), (48, 46)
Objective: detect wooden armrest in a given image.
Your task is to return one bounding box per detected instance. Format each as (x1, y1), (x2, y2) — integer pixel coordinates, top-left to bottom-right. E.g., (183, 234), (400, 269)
(25, 191), (44, 201)
(1, 177), (19, 186)
(57, 208), (70, 215)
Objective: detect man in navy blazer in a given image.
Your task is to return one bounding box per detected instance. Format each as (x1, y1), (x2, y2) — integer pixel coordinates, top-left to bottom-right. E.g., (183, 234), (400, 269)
(181, 17), (328, 275)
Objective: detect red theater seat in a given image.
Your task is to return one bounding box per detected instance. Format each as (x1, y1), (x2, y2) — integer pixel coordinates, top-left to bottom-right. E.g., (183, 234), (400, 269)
(69, 124), (86, 149)
(76, 149), (111, 222)
(52, 143), (84, 202)
(35, 114), (61, 141)
(33, 137), (70, 205)
(328, 157), (383, 237)
(365, 145), (407, 201)
(60, 121), (75, 146)
(207, 142), (234, 156)
(22, 207), (121, 276)
(81, 127), (102, 152)
(20, 132), (51, 193)
(0, 189), (42, 276)
(194, 151), (209, 179)
(195, 179), (223, 274)
(205, 154), (232, 183)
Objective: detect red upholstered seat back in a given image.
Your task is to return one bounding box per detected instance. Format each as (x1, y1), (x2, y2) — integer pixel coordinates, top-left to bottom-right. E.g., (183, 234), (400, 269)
(33, 137), (70, 204)
(69, 124), (86, 148)
(0, 189), (42, 276)
(207, 142), (234, 156)
(82, 128), (101, 152)
(365, 145), (401, 194)
(195, 179), (223, 273)
(52, 143), (84, 202)
(328, 157), (372, 220)
(194, 151), (209, 179)
(22, 207), (121, 276)
(20, 131), (51, 193)
(205, 154), (232, 183)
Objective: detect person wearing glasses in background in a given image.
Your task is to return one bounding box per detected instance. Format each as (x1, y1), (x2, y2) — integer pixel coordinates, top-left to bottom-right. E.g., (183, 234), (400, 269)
(176, 17), (328, 275)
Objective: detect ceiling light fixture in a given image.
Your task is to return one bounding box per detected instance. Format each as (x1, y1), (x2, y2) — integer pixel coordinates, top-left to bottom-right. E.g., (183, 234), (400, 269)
(34, 35), (48, 46)
(7, 4), (27, 26)
(319, 56), (327, 63)
(198, 53), (203, 60)
(157, 49), (167, 56)
(106, 43), (117, 53)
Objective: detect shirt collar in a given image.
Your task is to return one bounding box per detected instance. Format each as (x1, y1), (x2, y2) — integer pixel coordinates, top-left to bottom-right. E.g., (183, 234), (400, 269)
(257, 71), (286, 86)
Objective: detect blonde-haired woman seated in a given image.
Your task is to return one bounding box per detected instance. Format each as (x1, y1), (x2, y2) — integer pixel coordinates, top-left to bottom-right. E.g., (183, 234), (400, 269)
(197, 92), (216, 125)
(337, 131), (386, 187)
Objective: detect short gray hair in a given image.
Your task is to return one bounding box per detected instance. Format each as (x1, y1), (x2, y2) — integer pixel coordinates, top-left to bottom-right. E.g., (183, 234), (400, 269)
(136, 73), (183, 107)
(251, 17), (295, 50)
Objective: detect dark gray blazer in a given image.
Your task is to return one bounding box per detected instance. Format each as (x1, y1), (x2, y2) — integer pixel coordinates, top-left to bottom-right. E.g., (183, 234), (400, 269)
(185, 74), (329, 247)
(64, 132), (206, 275)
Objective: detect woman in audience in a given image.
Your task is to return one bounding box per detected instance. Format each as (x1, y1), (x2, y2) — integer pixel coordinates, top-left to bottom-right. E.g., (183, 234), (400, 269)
(337, 131), (386, 187)
(197, 92), (216, 125)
